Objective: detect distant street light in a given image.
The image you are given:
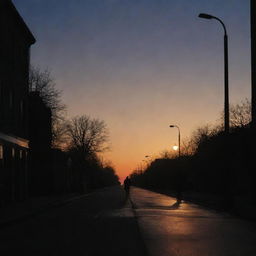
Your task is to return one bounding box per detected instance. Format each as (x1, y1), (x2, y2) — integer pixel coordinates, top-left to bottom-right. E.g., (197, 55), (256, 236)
(169, 125), (181, 157)
(198, 13), (229, 133)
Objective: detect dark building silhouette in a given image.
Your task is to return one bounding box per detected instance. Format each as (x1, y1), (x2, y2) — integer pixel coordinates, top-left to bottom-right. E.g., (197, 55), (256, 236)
(0, 0), (35, 203)
(28, 92), (53, 195)
(52, 149), (74, 194)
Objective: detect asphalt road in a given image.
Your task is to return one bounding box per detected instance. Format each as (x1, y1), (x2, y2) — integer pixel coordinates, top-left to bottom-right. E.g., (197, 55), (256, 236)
(1, 186), (256, 256)
(131, 187), (256, 256)
(0, 186), (146, 256)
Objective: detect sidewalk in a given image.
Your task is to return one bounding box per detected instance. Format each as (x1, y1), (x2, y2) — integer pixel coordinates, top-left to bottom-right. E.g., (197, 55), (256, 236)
(146, 187), (256, 221)
(0, 193), (87, 228)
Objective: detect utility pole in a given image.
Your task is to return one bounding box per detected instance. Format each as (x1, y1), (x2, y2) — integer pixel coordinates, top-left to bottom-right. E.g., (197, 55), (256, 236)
(251, 0), (256, 127)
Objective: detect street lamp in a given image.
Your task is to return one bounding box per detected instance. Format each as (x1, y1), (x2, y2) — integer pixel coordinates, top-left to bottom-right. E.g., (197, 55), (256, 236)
(169, 125), (181, 157)
(198, 13), (229, 133)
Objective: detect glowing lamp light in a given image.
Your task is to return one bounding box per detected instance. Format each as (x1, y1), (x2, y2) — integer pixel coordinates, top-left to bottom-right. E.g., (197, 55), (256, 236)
(173, 145), (178, 151)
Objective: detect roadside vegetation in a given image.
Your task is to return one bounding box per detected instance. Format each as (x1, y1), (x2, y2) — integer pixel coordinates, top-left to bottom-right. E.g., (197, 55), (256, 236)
(30, 66), (120, 193)
(130, 99), (256, 209)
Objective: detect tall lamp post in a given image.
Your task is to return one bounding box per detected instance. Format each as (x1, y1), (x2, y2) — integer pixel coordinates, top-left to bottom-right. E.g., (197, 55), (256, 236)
(198, 13), (229, 134)
(169, 125), (181, 157)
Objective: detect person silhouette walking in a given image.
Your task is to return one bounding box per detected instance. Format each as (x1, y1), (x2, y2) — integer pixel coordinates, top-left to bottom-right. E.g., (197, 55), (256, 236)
(124, 176), (131, 196)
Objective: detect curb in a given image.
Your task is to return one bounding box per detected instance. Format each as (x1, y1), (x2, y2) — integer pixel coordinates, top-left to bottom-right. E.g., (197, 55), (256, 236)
(129, 193), (150, 256)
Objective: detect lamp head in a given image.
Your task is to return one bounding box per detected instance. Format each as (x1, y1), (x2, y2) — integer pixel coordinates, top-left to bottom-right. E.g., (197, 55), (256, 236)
(198, 13), (213, 19)
(169, 125), (175, 128)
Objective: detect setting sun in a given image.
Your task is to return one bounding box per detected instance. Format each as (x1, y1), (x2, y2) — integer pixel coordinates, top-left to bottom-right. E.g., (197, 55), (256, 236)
(173, 145), (179, 151)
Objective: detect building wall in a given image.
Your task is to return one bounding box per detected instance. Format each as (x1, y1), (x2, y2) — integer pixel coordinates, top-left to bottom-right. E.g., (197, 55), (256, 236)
(0, 0), (35, 139)
(28, 92), (53, 195)
(0, 0), (35, 203)
(0, 139), (28, 203)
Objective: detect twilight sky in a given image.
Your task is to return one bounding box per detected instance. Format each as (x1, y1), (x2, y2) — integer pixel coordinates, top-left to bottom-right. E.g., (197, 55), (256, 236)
(13, 0), (251, 181)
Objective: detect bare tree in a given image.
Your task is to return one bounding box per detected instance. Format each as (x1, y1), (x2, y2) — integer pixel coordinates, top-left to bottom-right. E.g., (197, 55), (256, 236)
(181, 137), (197, 156)
(51, 119), (69, 149)
(218, 98), (251, 129)
(29, 66), (66, 118)
(229, 98), (251, 128)
(29, 66), (66, 147)
(65, 115), (109, 157)
(189, 124), (216, 153)
(158, 150), (174, 159)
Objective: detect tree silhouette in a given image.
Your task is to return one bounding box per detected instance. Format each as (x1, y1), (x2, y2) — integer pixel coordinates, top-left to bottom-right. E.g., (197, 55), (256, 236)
(29, 66), (66, 148)
(229, 98), (251, 128)
(65, 115), (109, 157)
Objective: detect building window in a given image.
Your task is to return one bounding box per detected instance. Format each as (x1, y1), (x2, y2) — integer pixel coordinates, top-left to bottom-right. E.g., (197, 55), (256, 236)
(0, 145), (3, 160)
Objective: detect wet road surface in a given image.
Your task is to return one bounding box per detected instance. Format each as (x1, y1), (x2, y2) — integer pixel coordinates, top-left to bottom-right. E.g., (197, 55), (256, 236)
(130, 187), (256, 256)
(1, 186), (256, 256)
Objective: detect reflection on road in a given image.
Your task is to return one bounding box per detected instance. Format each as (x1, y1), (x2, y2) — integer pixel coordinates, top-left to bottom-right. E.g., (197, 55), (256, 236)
(130, 187), (256, 256)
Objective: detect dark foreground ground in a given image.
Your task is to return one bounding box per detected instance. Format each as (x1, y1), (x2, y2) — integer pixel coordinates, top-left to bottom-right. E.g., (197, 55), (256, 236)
(0, 186), (146, 256)
(1, 186), (256, 256)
